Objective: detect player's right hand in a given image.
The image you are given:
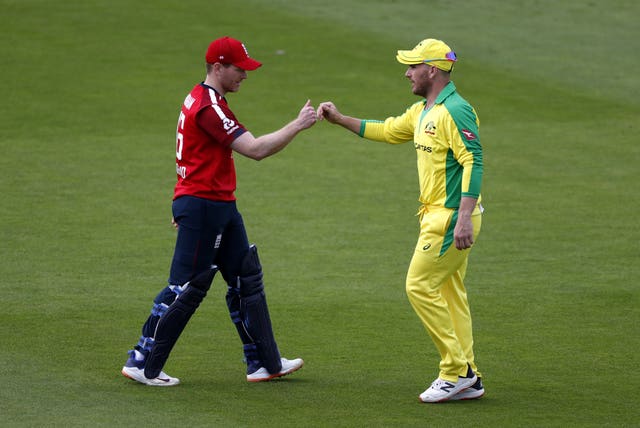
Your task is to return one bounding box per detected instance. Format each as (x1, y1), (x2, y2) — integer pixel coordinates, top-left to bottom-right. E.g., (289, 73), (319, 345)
(316, 102), (340, 124)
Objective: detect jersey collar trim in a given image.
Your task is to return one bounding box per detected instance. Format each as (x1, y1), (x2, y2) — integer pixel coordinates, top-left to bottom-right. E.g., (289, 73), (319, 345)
(434, 81), (456, 105)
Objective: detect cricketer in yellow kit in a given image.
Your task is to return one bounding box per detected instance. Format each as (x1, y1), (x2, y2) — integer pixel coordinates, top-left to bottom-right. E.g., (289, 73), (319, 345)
(317, 38), (484, 403)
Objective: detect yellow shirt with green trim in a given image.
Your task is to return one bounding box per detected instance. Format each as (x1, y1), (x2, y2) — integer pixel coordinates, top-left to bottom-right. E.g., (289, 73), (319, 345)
(360, 81), (482, 209)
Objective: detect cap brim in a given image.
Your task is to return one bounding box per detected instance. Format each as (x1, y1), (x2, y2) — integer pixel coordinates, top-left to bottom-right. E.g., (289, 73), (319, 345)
(233, 58), (262, 71)
(396, 50), (424, 65)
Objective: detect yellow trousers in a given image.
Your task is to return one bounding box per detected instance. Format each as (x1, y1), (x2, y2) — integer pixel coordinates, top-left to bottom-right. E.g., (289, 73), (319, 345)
(406, 205), (482, 382)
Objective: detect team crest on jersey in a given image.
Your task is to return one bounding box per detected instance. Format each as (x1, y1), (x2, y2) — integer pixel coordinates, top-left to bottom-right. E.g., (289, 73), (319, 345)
(424, 121), (436, 136)
(461, 129), (477, 141)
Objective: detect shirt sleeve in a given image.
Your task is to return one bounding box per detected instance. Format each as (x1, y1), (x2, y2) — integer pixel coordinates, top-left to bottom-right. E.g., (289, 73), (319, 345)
(446, 104), (482, 198)
(196, 104), (247, 147)
(360, 103), (421, 144)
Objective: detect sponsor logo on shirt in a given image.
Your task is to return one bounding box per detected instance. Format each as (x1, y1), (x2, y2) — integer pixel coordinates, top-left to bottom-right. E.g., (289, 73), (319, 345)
(222, 117), (238, 134)
(461, 129), (477, 141)
(211, 103), (239, 135)
(414, 142), (433, 153)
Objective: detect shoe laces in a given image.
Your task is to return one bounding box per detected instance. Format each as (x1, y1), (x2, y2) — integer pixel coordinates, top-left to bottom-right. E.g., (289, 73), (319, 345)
(430, 378), (453, 390)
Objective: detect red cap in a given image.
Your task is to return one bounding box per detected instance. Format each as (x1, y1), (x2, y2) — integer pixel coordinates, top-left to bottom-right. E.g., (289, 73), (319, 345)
(205, 36), (262, 71)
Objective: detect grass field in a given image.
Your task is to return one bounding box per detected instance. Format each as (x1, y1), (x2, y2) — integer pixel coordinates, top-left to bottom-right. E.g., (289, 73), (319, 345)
(1, 0), (639, 426)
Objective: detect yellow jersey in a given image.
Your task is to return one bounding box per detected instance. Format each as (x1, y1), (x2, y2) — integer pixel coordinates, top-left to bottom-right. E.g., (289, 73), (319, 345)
(360, 82), (482, 209)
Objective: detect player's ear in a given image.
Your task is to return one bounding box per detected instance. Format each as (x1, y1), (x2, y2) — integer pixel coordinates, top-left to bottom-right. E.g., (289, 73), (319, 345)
(206, 62), (223, 76)
(209, 62), (225, 74)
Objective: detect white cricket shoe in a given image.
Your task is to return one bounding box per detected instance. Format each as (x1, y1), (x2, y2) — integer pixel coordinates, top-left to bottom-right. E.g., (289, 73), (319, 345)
(419, 365), (477, 403)
(121, 352), (180, 387)
(450, 377), (485, 400)
(122, 365), (180, 386)
(247, 357), (304, 382)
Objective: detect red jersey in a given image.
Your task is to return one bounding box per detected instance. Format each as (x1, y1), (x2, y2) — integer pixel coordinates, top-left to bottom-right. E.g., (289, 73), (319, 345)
(173, 83), (248, 201)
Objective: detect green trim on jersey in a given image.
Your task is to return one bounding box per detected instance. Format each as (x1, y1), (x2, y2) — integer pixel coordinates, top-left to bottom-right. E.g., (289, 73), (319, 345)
(441, 209), (458, 256)
(443, 91), (483, 202)
(444, 149), (462, 208)
(359, 120), (366, 137)
(360, 119), (383, 137)
(436, 83), (483, 208)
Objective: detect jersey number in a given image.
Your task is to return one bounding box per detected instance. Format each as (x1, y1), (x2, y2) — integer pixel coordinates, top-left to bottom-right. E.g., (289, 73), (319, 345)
(176, 111), (186, 160)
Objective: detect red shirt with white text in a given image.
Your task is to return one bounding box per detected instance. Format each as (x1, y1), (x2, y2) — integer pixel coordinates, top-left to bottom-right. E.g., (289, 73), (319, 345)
(174, 83), (247, 201)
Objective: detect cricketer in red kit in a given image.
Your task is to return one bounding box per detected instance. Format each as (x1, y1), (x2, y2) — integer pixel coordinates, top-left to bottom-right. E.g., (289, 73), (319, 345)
(121, 36), (317, 386)
(174, 84), (242, 201)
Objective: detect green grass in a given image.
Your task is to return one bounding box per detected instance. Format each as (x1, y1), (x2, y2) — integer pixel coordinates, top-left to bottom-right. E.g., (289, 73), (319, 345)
(1, 0), (639, 426)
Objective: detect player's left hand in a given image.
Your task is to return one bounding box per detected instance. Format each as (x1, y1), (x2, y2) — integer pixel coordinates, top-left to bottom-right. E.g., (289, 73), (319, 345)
(453, 218), (474, 250)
